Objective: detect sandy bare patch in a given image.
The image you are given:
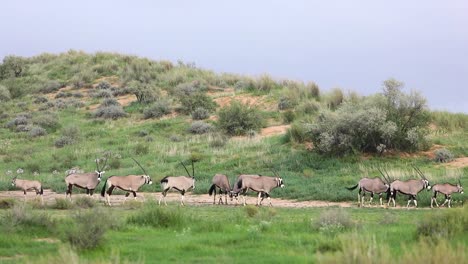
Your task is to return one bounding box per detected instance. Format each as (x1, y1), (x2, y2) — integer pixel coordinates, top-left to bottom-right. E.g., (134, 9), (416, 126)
(444, 157), (468, 168)
(261, 125), (290, 137)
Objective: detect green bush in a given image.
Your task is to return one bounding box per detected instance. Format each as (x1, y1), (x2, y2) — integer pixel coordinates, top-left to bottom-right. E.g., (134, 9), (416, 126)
(416, 207), (468, 240)
(178, 92), (216, 115)
(52, 198), (73, 210)
(218, 101), (265, 136)
(189, 121), (213, 134)
(0, 198), (16, 209)
(1, 204), (55, 232)
(65, 208), (118, 250)
(38, 80), (62, 93)
(313, 208), (354, 235)
(191, 107), (210, 120)
(28, 126), (47, 137)
(433, 148), (454, 163)
(127, 203), (188, 229)
(74, 196), (96, 208)
(282, 110), (295, 124)
(143, 100), (171, 119)
(93, 105), (127, 119)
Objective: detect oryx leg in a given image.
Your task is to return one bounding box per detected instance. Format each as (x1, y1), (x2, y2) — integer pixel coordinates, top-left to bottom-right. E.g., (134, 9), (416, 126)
(159, 189), (168, 206)
(369, 192), (374, 205)
(441, 194), (450, 207)
(105, 186), (115, 206)
(256, 192), (263, 206)
(413, 196), (418, 207)
(406, 196), (412, 208)
(132, 191), (137, 201)
(448, 195), (452, 208)
(358, 189), (362, 207)
(224, 190), (228, 205)
(378, 193), (383, 206)
(66, 184), (73, 200)
(89, 189), (95, 197)
(213, 188), (217, 204)
(23, 190), (27, 203)
(431, 192), (439, 208)
(180, 190), (186, 206)
(124, 192), (130, 203)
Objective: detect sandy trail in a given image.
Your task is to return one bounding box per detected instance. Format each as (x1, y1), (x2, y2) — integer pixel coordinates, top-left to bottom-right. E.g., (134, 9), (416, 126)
(0, 190), (356, 208)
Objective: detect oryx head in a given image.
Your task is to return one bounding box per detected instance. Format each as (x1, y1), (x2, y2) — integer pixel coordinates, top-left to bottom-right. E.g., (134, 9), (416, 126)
(276, 177), (285, 188)
(95, 158), (107, 181)
(143, 175), (153, 185)
(132, 158), (152, 185)
(229, 190), (239, 201)
(413, 166), (431, 190)
(11, 176), (17, 186)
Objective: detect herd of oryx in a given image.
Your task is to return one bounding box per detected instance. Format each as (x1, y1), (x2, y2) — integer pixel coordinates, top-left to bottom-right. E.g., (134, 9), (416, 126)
(8, 158), (463, 208)
(346, 166), (464, 208)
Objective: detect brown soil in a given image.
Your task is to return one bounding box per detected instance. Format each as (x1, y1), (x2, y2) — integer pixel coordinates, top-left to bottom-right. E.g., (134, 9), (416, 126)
(444, 157), (468, 168)
(260, 125), (290, 137)
(0, 190), (355, 208)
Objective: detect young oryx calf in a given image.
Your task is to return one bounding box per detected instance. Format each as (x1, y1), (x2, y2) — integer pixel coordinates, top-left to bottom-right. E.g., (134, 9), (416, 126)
(100, 158), (153, 206)
(208, 174), (232, 205)
(234, 174), (285, 207)
(11, 176), (44, 204)
(65, 159), (106, 200)
(431, 179), (464, 208)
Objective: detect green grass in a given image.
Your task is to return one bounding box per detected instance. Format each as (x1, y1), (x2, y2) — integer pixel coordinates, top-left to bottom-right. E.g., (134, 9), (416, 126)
(0, 205), (466, 263)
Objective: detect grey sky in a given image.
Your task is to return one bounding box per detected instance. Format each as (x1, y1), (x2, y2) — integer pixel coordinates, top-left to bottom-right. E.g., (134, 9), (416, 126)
(2, 0), (467, 113)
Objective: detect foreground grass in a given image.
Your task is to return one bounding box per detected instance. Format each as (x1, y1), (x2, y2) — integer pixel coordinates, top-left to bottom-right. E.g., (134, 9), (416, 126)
(0, 203), (466, 263)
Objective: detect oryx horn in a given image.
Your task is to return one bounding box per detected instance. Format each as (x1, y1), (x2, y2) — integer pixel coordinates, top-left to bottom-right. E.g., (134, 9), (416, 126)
(377, 168), (390, 184)
(180, 161), (192, 177)
(132, 157), (148, 176)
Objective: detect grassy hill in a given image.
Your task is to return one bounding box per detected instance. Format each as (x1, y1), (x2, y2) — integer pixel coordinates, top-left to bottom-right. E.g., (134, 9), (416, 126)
(0, 50), (467, 205)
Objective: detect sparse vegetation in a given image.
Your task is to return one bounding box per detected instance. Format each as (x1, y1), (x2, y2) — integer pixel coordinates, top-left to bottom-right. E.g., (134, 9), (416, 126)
(218, 101), (265, 136)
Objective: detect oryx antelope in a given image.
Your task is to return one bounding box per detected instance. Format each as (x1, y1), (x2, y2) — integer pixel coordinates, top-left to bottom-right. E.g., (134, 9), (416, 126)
(233, 170), (284, 206)
(208, 174), (233, 205)
(65, 158), (106, 200)
(11, 176), (44, 204)
(100, 158), (153, 206)
(159, 161), (195, 206)
(388, 166), (431, 208)
(431, 179), (463, 208)
(346, 172), (390, 207)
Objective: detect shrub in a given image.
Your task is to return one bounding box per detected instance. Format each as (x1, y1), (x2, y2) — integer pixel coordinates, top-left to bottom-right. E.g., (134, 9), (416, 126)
(169, 135), (183, 142)
(0, 198), (16, 209)
(52, 198), (73, 210)
(296, 100), (320, 115)
(244, 205), (259, 217)
(33, 96), (48, 104)
(416, 207), (467, 240)
(282, 110), (295, 124)
(189, 121), (213, 134)
(191, 107), (210, 120)
(34, 112), (60, 131)
(96, 81), (111, 90)
(62, 125), (81, 140)
(433, 148), (454, 163)
(99, 98), (119, 107)
(127, 81), (160, 104)
(55, 91), (73, 99)
(93, 89), (113, 99)
(178, 92), (217, 114)
(0, 85), (12, 102)
(326, 88), (344, 110)
(93, 106), (127, 119)
(127, 203), (187, 228)
(278, 96), (293, 110)
(39, 80), (62, 93)
(28, 126), (47, 137)
(1, 204), (55, 232)
(209, 133), (228, 148)
(218, 101), (265, 136)
(313, 208), (354, 234)
(55, 136), (74, 148)
(143, 101), (171, 119)
(65, 208), (117, 250)
(74, 197), (96, 208)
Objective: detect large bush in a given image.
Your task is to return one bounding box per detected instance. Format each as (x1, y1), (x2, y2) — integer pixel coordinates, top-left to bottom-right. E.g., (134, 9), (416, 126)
(177, 91), (216, 115)
(308, 79), (430, 155)
(218, 101), (265, 136)
(143, 100), (171, 119)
